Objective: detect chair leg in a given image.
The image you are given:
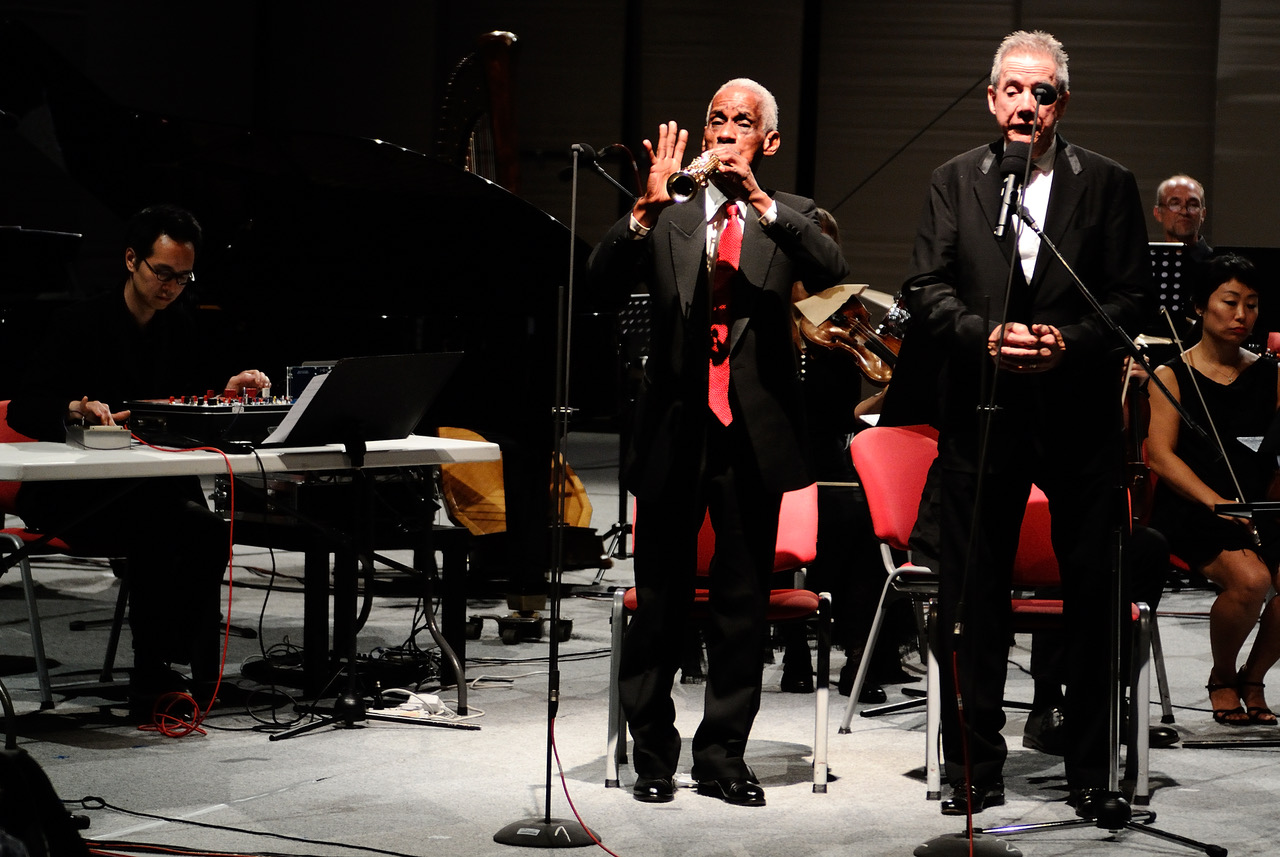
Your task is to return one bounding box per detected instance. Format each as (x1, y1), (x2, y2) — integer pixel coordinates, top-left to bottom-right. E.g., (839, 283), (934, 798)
(924, 599), (942, 800)
(99, 576), (130, 683)
(838, 564), (900, 733)
(812, 592), (831, 794)
(605, 589), (627, 787)
(1150, 612), (1174, 724)
(7, 534), (54, 710)
(1131, 603), (1152, 804)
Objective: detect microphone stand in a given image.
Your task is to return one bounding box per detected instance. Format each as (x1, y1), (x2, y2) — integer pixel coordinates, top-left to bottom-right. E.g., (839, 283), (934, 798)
(493, 145), (596, 849)
(969, 208), (1225, 857)
(573, 145), (640, 562)
(916, 102), (1045, 857)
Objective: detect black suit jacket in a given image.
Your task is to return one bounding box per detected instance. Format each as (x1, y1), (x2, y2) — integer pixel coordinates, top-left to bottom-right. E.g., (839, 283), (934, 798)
(901, 136), (1153, 471)
(588, 190), (849, 498)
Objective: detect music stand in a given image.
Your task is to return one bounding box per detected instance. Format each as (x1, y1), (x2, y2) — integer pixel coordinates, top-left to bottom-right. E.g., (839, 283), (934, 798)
(603, 295), (650, 560)
(260, 352), (463, 452)
(263, 352), (468, 740)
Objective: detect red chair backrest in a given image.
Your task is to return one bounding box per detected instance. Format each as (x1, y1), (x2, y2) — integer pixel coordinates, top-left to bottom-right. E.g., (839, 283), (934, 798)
(847, 425), (939, 551)
(693, 481), (819, 575)
(1011, 484), (1058, 587)
(634, 482), (820, 577)
(0, 400), (36, 516)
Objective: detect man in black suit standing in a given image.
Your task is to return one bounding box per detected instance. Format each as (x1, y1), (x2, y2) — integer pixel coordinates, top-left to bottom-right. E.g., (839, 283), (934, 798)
(901, 31), (1152, 817)
(588, 78), (848, 807)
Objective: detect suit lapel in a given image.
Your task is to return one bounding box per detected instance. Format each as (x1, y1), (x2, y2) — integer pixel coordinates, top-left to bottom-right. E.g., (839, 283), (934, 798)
(974, 143), (1018, 266)
(729, 210), (775, 352)
(668, 199), (708, 315)
(1031, 137), (1084, 288)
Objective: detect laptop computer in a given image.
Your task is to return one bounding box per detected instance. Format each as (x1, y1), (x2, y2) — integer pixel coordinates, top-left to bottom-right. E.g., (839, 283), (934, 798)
(259, 352), (463, 448)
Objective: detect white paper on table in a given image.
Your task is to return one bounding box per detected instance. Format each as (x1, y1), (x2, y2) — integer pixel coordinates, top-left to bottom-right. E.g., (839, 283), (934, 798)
(261, 372), (329, 445)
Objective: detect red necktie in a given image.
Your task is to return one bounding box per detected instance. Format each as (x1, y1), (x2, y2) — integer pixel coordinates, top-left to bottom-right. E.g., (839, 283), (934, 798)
(709, 203), (741, 426)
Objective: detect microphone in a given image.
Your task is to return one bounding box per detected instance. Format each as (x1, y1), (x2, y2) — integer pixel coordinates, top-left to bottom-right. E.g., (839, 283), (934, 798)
(563, 143), (639, 200)
(993, 141), (1030, 239)
(1032, 82), (1058, 105)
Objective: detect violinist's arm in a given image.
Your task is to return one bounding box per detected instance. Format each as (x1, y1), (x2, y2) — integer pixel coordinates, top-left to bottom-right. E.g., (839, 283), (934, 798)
(1146, 365), (1240, 517)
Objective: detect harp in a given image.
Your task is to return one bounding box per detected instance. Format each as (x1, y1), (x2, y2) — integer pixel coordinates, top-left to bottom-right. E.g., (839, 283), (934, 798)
(436, 30), (521, 193)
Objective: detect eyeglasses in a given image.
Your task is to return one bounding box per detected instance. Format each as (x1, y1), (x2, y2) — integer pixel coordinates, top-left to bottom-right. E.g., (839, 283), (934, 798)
(142, 257), (195, 286)
(1160, 199), (1203, 214)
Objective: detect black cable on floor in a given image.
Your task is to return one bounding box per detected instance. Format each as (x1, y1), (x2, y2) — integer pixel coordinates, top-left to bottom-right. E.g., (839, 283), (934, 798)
(75, 797), (419, 857)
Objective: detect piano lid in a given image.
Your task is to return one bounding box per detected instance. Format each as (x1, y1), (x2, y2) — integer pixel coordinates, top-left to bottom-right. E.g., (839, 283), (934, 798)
(0, 18), (590, 319)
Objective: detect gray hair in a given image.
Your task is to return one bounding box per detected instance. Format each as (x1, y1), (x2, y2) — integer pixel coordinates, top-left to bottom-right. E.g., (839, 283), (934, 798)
(1155, 174), (1206, 207)
(707, 78), (779, 135)
(991, 30), (1070, 94)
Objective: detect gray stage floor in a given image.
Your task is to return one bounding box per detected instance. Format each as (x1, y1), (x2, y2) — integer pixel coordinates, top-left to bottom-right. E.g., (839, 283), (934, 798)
(2, 431), (1279, 857)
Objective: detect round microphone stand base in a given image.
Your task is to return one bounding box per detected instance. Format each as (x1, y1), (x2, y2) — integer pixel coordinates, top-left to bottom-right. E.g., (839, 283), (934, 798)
(914, 832), (1022, 857)
(492, 817), (596, 849)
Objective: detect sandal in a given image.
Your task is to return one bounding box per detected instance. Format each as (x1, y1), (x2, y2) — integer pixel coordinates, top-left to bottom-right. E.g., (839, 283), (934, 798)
(1236, 669), (1279, 726)
(1207, 674), (1250, 726)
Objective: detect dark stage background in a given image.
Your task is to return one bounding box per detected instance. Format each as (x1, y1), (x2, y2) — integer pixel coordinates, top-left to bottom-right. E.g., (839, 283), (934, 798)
(0, 1), (1276, 416)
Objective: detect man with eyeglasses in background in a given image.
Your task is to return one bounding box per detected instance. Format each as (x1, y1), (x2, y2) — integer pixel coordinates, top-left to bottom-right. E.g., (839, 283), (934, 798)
(1153, 174), (1210, 254)
(1147, 175), (1214, 346)
(6, 204), (270, 718)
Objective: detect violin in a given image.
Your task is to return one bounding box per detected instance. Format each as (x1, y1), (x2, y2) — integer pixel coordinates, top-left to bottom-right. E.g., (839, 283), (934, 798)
(799, 292), (906, 387)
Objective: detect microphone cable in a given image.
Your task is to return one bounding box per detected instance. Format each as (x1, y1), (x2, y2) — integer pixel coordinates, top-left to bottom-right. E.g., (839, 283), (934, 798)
(951, 83), (1055, 845)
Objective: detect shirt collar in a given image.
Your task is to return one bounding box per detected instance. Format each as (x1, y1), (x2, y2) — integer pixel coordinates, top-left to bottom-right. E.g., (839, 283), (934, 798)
(1000, 134), (1058, 173)
(704, 184), (737, 223)
(1033, 136), (1058, 173)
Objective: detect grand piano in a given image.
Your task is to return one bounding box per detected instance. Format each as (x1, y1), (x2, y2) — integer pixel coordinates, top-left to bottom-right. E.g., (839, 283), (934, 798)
(0, 21), (607, 654)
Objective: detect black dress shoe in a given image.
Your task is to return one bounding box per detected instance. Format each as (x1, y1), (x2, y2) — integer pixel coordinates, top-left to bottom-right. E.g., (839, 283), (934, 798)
(1067, 787), (1105, 819)
(780, 668), (815, 694)
(1022, 706), (1067, 755)
(632, 776), (675, 803)
(859, 683), (887, 703)
(836, 661), (889, 701)
(695, 777), (766, 806)
(1149, 724), (1180, 748)
(940, 781), (1005, 816)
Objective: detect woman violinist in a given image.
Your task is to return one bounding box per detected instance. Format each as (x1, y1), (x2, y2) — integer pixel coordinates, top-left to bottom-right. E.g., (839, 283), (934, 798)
(1146, 253), (1280, 726)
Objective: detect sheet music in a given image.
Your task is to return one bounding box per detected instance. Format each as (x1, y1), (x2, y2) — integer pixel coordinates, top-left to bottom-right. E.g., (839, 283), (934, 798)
(261, 372), (329, 445)
(795, 283), (871, 326)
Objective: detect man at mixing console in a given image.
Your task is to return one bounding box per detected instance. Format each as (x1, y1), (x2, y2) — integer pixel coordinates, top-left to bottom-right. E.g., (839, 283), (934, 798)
(6, 203), (270, 716)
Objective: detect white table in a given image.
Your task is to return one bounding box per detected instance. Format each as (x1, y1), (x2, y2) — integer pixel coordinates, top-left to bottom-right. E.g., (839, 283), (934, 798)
(0, 434), (500, 481)
(0, 434), (500, 706)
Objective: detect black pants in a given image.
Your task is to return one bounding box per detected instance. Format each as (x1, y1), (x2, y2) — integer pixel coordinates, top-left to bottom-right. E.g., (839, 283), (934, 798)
(619, 418), (782, 781)
(18, 475), (228, 682)
(935, 460), (1121, 791)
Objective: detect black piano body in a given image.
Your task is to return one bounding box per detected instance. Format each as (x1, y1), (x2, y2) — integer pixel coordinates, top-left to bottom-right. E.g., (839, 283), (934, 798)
(0, 20), (611, 610)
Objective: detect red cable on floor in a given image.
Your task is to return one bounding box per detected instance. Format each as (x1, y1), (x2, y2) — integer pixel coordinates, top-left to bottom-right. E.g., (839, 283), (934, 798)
(130, 438), (237, 738)
(551, 718), (620, 857)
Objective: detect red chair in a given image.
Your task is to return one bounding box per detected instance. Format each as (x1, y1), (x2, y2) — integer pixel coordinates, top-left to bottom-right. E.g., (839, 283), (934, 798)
(978, 485), (1160, 804)
(840, 426), (1167, 803)
(0, 400), (129, 709)
(835, 425), (942, 791)
(605, 483), (831, 792)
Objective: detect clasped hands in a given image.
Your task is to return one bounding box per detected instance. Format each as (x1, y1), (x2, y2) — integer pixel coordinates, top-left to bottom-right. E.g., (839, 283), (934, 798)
(987, 322), (1065, 373)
